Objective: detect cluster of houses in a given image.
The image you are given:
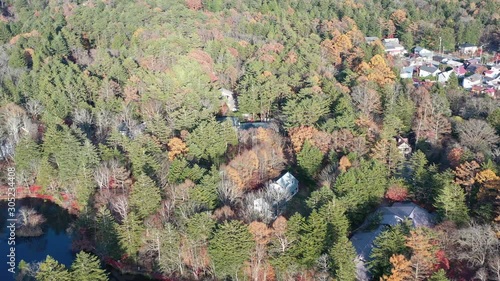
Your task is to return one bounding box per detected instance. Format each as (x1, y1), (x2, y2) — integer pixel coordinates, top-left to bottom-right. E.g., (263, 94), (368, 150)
(366, 37), (500, 98)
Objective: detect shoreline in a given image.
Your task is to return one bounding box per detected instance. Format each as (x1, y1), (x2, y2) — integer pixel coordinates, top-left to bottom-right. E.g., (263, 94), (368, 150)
(0, 185), (170, 281)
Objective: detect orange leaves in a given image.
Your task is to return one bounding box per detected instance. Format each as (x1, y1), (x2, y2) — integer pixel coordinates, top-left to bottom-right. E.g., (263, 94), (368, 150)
(225, 150), (259, 190)
(188, 49), (217, 82)
(288, 126), (331, 153)
(249, 221), (273, 245)
(185, 0), (202, 10)
(385, 184), (409, 202)
(338, 156), (351, 173)
(453, 160), (480, 187)
(167, 137), (188, 160)
(447, 147), (463, 168)
(381, 254), (412, 281)
(225, 129), (285, 191)
(405, 229), (437, 280)
(390, 9), (407, 26)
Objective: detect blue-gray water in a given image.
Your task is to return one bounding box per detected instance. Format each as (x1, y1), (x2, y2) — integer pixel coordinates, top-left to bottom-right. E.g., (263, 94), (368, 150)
(0, 198), (75, 280)
(0, 198), (157, 281)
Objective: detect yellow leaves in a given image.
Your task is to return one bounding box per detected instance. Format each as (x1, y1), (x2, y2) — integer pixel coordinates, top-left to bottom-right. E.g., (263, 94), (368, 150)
(132, 28), (145, 38)
(475, 169), (499, 184)
(390, 9), (407, 26)
(320, 32), (354, 65)
(167, 137), (188, 160)
(358, 54), (396, 87)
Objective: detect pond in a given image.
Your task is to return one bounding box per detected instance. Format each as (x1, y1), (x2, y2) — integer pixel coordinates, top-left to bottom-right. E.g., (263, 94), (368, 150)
(0, 198), (75, 280)
(0, 198), (156, 281)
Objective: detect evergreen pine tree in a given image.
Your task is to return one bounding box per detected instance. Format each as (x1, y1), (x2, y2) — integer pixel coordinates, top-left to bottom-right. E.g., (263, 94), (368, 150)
(71, 251), (108, 281)
(36, 255), (71, 281)
(129, 174), (161, 219)
(116, 211), (143, 258)
(330, 237), (357, 281)
(208, 220), (254, 279)
(297, 140), (324, 178)
(434, 183), (469, 225)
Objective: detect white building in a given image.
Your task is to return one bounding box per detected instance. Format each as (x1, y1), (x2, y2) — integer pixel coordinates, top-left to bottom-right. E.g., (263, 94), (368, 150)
(419, 65), (439, 77)
(269, 172), (299, 201)
(220, 88), (238, 112)
(253, 172), (299, 219)
(400, 66), (414, 79)
(383, 38), (406, 57)
(414, 46), (433, 58)
(463, 73), (483, 89)
(459, 43), (478, 54)
(437, 69), (454, 83)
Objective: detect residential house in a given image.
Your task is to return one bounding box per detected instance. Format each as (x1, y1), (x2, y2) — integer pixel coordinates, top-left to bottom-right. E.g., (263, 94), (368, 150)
(484, 66), (500, 78)
(437, 69), (453, 83)
(253, 172), (299, 220)
(351, 202), (435, 281)
(463, 73), (483, 89)
(459, 43), (478, 54)
(220, 88), (238, 112)
(446, 59), (463, 68)
(383, 38), (406, 57)
(400, 66), (414, 79)
(269, 172), (299, 201)
(395, 136), (412, 158)
(453, 65), (467, 77)
(365, 37), (379, 44)
(414, 46), (433, 58)
(432, 55), (447, 64)
(486, 76), (500, 90)
(419, 65), (439, 77)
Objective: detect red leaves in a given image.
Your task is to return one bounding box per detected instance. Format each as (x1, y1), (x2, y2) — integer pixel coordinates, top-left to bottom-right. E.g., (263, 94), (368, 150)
(385, 185), (409, 202)
(434, 249), (450, 271)
(29, 185), (42, 193)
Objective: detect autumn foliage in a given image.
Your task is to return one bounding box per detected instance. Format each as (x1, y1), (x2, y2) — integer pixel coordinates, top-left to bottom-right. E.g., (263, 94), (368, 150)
(385, 184), (409, 202)
(381, 254), (412, 281)
(167, 137), (188, 160)
(225, 128), (285, 191)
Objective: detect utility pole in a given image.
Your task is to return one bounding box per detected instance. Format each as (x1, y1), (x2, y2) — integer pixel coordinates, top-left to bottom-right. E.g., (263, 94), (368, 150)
(439, 37), (442, 55)
(480, 45), (483, 64)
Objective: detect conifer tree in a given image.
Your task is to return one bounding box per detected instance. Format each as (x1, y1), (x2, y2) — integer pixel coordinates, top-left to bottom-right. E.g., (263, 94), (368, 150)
(71, 251), (108, 281)
(208, 220), (254, 280)
(297, 140), (324, 178)
(434, 183), (469, 225)
(330, 236), (356, 281)
(129, 174), (161, 219)
(36, 256), (71, 281)
(116, 211), (143, 259)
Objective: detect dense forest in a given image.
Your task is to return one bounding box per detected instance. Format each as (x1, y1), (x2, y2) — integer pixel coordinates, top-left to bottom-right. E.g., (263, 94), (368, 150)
(0, 0), (499, 280)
